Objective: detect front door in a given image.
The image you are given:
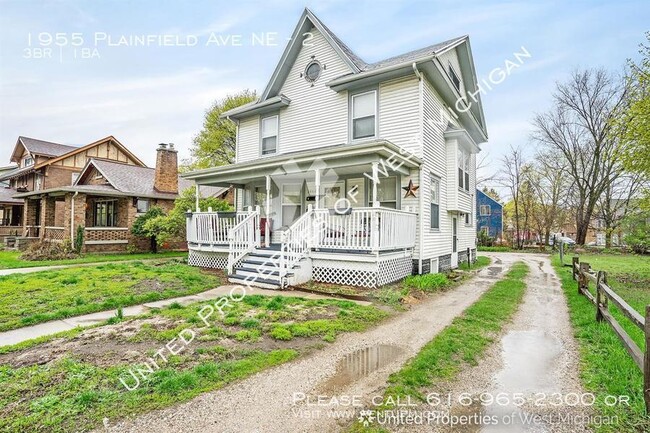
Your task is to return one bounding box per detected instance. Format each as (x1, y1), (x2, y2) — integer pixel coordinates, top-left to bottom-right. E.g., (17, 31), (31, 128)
(451, 217), (458, 267)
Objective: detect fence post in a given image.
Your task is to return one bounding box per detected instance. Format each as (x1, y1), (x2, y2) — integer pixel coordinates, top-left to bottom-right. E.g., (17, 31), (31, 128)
(572, 257), (579, 281)
(643, 305), (650, 414)
(578, 262), (590, 295)
(467, 247), (471, 269)
(595, 271), (607, 322)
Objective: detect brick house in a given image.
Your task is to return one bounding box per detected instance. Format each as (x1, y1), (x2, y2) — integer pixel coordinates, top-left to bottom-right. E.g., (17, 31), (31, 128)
(8, 141), (232, 252)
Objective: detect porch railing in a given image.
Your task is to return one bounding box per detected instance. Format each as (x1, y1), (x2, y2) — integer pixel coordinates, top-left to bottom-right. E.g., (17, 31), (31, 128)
(312, 207), (417, 251)
(84, 227), (129, 243)
(279, 206), (314, 286)
(227, 207), (260, 274)
(44, 226), (65, 241)
(187, 210), (249, 246)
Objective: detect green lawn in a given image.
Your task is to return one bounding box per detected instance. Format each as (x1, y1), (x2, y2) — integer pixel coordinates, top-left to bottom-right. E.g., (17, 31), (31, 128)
(349, 262), (529, 432)
(0, 260), (221, 332)
(0, 295), (388, 433)
(553, 253), (650, 433)
(0, 250), (187, 269)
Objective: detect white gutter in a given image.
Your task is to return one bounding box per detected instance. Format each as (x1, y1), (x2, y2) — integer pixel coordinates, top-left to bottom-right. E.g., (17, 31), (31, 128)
(413, 63), (425, 274)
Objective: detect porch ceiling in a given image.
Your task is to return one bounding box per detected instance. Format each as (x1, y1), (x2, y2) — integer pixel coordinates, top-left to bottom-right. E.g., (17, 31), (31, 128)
(183, 139), (421, 187)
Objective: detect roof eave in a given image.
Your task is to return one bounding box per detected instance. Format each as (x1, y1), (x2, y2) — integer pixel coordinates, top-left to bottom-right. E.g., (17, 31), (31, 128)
(220, 95), (291, 120)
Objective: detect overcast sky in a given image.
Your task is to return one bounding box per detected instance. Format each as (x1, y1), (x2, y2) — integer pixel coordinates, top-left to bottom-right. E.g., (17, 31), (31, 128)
(0, 0), (648, 190)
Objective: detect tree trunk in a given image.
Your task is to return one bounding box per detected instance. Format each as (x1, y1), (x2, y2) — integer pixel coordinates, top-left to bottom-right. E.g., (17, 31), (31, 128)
(150, 236), (158, 253)
(605, 230), (612, 249)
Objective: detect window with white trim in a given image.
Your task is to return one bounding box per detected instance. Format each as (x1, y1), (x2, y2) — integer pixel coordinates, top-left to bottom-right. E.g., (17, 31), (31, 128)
(480, 204), (491, 216)
(376, 176), (397, 209)
(281, 184), (302, 226)
(430, 177), (440, 229)
(448, 63), (461, 92)
(351, 91), (376, 139)
(481, 226), (489, 235)
(261, 115), (278, 155)
(458, 149), (470, 191)
(465, 212), (471, 225)
(136, 198), (150, 214)
(22, 157), (34, 167)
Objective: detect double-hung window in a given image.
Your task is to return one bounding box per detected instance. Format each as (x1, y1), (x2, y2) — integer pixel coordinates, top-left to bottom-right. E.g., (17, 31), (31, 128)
(430, 177), (440, 229)
(351, 91), (376, 139)
(376, 176), (397, 209)
(261, 115), (278, 155)
(480, 205), (491, 216)
(94, 200), (118, 227)
(458, 149), (470, 191)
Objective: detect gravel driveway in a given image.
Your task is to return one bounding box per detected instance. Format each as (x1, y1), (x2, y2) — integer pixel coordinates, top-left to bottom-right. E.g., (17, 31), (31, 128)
(99, 256), (518, 433)
(394, 253), (591, 433)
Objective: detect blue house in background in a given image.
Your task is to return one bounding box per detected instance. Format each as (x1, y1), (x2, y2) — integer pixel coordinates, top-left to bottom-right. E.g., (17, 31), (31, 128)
(476, 189), (503, 240)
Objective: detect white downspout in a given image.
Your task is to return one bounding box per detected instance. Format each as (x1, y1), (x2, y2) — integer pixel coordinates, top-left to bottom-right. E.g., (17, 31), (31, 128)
(413, 62), (425, 274)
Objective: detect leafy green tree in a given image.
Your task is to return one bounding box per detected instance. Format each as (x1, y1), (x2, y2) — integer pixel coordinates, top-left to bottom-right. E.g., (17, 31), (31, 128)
(182, 90), (257, 170)
(618, 33), (650, 210)
(143, 186), (232, 246)
(622, 209), (650, 254)
(131, 207), (165, 253)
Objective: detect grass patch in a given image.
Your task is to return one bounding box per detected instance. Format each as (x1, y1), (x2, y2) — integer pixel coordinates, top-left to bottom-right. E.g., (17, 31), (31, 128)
(0, 261), (221, 332)
(0, 250), (187, 270)
(552, 254), (650, 433)
(458, 255), (490, 270)
(477, 246), (512, 252)
(0, 293), (389, 432)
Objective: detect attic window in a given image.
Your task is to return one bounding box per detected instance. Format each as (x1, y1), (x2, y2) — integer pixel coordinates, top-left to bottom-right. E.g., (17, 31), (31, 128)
(448, 63), (461, 92)
(304, 61), (322, 83)
(22, 157), (34, 167)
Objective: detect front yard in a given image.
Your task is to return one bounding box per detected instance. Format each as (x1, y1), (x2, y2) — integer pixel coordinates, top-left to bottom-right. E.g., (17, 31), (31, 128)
(0, 294), (388, 433)
(0, 250), (187, 270)
(0, 260), (221, 331)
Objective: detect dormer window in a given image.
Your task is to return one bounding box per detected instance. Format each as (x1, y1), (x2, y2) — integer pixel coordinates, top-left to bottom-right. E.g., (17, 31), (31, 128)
(351, 90), (377, 140)
(22, 157), (34, 167)
(448, 62), (461, 92)
(261, 115), (278, 155)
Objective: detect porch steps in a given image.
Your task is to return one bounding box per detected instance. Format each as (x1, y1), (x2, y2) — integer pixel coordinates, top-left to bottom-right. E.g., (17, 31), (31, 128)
(228, 245), (287, 289)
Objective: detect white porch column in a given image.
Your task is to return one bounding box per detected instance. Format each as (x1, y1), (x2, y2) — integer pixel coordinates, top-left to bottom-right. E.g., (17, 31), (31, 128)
(265, 174), (271, 247)
(195, 184), (200, 212)
(314, 168), (321, 210)
(371, 162), (379, 207)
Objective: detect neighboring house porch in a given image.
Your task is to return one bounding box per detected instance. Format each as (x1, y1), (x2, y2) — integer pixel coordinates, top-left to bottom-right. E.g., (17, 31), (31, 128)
(184, 140), (421, 289)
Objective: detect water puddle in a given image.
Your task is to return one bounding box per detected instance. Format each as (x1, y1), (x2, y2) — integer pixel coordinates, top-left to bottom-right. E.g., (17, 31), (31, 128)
(322, 344), (403, 390)
(487, 266), (503, 277)
(496, 330), (562, 393)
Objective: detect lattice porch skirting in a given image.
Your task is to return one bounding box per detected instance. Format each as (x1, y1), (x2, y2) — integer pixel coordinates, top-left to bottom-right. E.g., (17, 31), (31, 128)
(312, 255), (413, 288)
(188, 249), (228, 269)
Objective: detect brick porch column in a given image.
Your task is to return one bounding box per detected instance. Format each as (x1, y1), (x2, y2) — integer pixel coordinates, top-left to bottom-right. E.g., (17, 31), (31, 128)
(22, 199), (39, 237)
(40, 196), (56, 239)
(63, 193), (86, 241)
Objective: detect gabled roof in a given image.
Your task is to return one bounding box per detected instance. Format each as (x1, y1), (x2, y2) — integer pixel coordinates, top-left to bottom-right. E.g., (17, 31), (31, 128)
(223, 8), (486, 143)
(10, 136), (78, 162)
(477, 189), (503, 208)
(75, 159), (188, 199)
(0, 186), (22, 204)
(34, 135), (146, 169)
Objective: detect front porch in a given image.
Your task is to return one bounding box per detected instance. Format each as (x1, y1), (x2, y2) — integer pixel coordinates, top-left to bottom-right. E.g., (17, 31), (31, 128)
(183, 140), (422, 289)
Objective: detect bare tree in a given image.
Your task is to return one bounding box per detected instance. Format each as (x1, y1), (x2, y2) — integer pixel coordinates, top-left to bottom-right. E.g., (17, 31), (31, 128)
(532, 68), (627, 244)
(595, 172), (643, 247)
(527, 149), (570, 246)
(499, 145), (527, 249)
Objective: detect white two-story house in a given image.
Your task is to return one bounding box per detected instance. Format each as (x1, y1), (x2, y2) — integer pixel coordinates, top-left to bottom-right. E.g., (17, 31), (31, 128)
(184, 8), (487, 289)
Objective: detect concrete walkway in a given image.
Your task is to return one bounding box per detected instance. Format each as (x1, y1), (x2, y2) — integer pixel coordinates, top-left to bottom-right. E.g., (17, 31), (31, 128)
(0, 285), (369, 347)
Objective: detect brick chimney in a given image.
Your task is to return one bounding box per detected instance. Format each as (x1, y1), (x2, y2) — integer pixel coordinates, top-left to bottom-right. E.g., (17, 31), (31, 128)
(154, 143), (178, 193)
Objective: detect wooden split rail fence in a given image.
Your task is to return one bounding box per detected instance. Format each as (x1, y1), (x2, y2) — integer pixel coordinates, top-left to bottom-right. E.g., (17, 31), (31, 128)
(571, 256), (650, 412)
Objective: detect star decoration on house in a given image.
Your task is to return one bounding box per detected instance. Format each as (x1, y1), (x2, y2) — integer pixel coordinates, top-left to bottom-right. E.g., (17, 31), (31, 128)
(402, 179), (419, 198)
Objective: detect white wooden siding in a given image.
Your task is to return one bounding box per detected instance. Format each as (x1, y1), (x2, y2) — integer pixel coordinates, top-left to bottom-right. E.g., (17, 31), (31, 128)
(236, 116), (260, 163)
(379, 76), (420, 156)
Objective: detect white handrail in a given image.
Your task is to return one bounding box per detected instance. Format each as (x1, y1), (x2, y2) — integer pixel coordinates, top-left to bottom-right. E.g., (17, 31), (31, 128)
(187, 211), (248, 245)
(227, 208), (260, 274)
(279, 205), (314, 287)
